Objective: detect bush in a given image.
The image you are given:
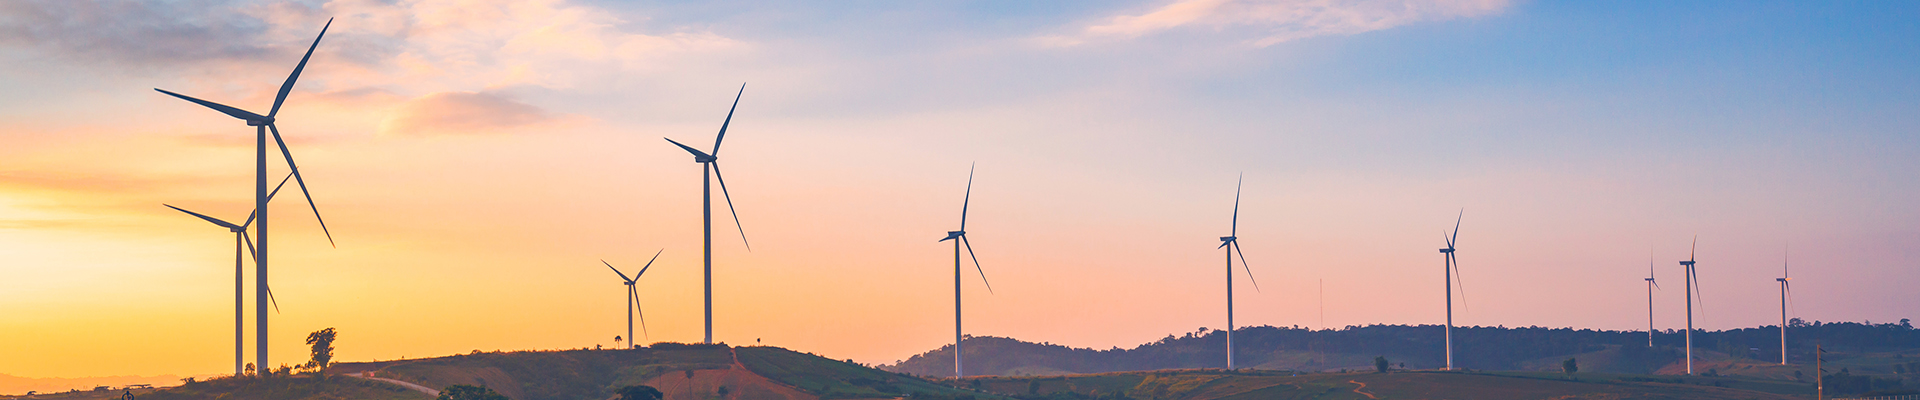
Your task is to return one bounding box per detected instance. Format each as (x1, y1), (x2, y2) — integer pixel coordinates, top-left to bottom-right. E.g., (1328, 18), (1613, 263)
(616, 385), (663, 400)
(438, 384), (510, 400)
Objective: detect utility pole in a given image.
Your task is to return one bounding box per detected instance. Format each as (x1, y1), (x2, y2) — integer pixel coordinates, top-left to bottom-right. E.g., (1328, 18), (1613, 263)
(1816, 344), (1825, 400)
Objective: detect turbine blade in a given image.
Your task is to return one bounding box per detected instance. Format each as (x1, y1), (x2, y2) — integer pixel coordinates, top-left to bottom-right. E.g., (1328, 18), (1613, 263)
(266, 284), (282, 314)
(153, 89), (268, 122)
(1652, 279), (1660, 290)
(1691, 268), (1704, 313)
(603, 260), (633, 282)
(633, 286), (649, 339)
(1689, 236), (1696, 262)
(1450, 209), (1462, 249)
(243, 231), (257, 263)
(1231, 174), (1242, 237)
(266, 172), (294, 202)
(1452, 252), (1468, 313)
(269, 124), (334, 247)
(635, 248), (664, 278)
(269, 18), (331, 118)
(664, 137), (713, 159)
(960, 163), (974, 232)
(711, 162), (750, 251)
(961, 235), (992, 294)
(246, 172), (293, 232)
(1219, 240), (1231, 249)
(164, 204), (241, 230)
(710, 83), (745, 155)
(1233, 241), (1259, 292)
(1785, 281), (1795, 314)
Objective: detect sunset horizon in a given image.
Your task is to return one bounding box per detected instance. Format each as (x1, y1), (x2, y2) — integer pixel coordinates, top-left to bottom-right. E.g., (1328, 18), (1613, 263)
(3, 1), (1917, 399)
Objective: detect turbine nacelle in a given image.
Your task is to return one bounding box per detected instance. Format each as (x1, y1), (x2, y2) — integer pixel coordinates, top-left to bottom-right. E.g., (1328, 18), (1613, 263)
(1679, 261), (1696, 266)
(941, 231), (965, 242)
(1439, 248), (1454, 253)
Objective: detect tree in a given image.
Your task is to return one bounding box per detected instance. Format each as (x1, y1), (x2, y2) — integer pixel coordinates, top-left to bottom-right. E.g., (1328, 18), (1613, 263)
(1374, 356), (1389, 373)
(1562, 358), (1578, 376)
(438, 384), (510, 400)
(616, 385), (663, 400)
(305, 328), (337, 374)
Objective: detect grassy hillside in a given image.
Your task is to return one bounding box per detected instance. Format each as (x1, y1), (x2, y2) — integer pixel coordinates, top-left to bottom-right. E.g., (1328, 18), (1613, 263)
(734, 346), (995, 399)
(136, 375), (428, 400)
(956, 369), (1814, 400)
(328, 343), (1000, 400)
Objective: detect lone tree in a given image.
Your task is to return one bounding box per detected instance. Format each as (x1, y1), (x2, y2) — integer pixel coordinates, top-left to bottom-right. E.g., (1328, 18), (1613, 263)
(438, 385), (509, 400)
(1374, 356), (1390, 373)
(305, 328), (337, 374)
(616, 385), (664, 400)
(1562, 358), (1579, 377)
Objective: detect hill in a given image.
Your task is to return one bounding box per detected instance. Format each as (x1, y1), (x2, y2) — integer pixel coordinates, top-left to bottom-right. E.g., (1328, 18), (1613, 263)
(325, 343), (998, 400)
(132, 375), (428, 400)
(883, 320), (1920, 378)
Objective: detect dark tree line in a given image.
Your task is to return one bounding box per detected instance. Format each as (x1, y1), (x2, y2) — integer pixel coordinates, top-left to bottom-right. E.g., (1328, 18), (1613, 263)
(884, 320), (1919, 376)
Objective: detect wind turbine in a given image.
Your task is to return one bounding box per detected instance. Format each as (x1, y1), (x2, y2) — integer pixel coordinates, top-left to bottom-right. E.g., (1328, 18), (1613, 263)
(1646, 249), (1659, 347)
(153, 18), (337, 370)
(663, 84), (750, 345)
(940, 164), (992, 378)
(1777, 245), (1794, 365)
(1218, 175), (1259, 370)
(604, 249), (663, 349)
(163, 174), (293, 376)
(1678, 237), (1701, 375)
(1438, 210), (1467, 370)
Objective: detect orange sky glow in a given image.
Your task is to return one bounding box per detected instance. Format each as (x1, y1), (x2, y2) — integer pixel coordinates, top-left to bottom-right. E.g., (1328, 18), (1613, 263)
(4, 0), (1919, 380)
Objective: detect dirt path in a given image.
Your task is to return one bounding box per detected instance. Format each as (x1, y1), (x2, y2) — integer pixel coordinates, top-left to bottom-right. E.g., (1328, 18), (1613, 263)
(344, 371), (441, 397)
(1347, 380), (1378, 399)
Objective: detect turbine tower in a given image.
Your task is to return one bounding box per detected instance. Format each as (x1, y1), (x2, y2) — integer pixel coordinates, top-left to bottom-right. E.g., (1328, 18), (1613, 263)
(1678, 237), (1701, 375)
(1218, 175), (1259, 370)
(163, 175), (292, 375)
(1646, 250), (1659, 347)
(1777, 246), (1794, 365)
(939, 164), (992, 378)
(663, 84), (751, 344)
(604, 249), (663, 349)
(153, 19), (337, 370)
(1438, 211), (1467, 370)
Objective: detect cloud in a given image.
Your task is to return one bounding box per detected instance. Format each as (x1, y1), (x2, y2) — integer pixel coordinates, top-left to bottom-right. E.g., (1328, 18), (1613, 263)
(378, 91), (561, 136)
(1044, 0), (1511, 47)
(0, 0), (277, 66)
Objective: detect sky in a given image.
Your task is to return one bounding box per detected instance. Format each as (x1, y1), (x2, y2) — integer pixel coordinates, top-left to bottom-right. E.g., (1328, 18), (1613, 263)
(2, 0), (1918, 379)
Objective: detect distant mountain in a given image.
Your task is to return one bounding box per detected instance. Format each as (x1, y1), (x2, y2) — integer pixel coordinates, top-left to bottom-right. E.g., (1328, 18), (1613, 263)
(0, 373), (185, 395)
(882, 319), (1920, 377)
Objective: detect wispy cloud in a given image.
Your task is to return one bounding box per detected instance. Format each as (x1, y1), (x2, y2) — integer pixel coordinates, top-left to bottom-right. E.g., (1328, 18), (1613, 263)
(1043, 0), (1511, 47)
(0, 0), (276, 66)
(378, 91), (563, 136)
